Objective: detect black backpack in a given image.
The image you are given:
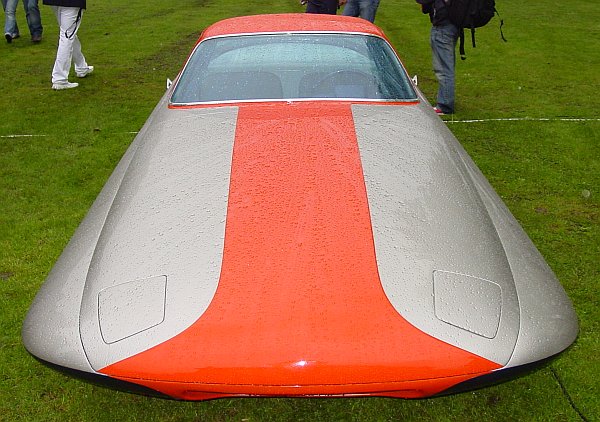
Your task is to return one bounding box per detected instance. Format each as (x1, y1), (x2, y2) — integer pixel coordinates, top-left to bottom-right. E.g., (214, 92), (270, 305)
(447, 0), (506, 59)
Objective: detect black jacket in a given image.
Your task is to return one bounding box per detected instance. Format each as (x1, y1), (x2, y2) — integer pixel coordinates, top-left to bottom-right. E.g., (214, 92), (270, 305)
(415, 0), (449, 26)
(43, 0), (86, 9)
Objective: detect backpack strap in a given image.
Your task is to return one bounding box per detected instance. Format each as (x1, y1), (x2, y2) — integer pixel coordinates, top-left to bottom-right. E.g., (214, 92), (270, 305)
(458, 27), (475, 61)
(459, 10), (506, 61)
(496, 8), (507, 42)
(458, 27), (467, 60)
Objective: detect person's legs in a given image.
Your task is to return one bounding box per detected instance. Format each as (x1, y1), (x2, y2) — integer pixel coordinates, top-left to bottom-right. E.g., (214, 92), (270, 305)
(3, 0), (19, 40)
(343, 0), (379, 22)
(358, 0), (379, 22)
(22, 0), (42, 39)
(342, 0), (359, 17)
(430, 23), (458, 113)
(306, 0), (338, 14)
(51, 6), (90, 87)
(72, 22), (91, 77)
(51, 6), (79, 85)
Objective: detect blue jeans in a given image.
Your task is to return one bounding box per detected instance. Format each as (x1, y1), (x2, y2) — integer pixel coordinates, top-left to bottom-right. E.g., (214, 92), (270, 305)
(2, 0), (42, 37)
(342, 0), (380, 23)
(430, 23), (458, 113)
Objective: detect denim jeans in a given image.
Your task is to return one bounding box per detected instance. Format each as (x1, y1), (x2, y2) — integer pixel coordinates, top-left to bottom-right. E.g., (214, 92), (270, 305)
(430, 23), (458, 113)
(342, 0), (381, 23)
(2, 0), (42, 37)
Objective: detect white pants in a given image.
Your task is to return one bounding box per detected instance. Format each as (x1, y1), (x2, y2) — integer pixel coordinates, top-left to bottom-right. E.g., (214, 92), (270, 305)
(51, 6), (88, 84)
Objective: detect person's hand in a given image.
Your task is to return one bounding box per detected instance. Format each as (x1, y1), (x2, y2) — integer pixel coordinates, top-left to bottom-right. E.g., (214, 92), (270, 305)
(338, 0), (348, 5)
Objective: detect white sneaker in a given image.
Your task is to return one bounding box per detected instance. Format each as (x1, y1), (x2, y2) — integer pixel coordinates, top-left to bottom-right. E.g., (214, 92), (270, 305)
(52, 81), (79, 90)
(76, 66), (94, 78)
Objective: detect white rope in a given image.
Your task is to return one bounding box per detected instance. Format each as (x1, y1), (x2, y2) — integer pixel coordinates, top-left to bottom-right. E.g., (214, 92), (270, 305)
(445, 117), (600, 123)
(0, 132), (138, 139)
(0, 134), (48, 138)
(2, 119), (598, 138)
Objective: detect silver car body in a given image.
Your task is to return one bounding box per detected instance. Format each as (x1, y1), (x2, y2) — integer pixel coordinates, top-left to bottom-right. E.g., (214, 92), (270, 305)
(22, 14), (577, 400)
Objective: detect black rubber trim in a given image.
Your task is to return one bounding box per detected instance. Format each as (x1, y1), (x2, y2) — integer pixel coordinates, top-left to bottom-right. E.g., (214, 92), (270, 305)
(32, 355), (174, 399)
(32, 352), (564, 400)
(435, 355), (557, 397)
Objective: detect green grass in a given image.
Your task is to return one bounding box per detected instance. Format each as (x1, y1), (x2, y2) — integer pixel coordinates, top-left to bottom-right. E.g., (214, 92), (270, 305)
(1, 0), (598, 420)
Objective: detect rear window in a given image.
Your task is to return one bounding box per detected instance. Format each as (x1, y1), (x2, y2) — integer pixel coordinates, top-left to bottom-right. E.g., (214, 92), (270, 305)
(171, 33), (417, 104)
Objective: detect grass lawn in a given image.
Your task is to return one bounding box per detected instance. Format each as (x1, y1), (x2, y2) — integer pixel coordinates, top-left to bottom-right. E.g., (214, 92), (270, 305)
(0, 0), (598, 420)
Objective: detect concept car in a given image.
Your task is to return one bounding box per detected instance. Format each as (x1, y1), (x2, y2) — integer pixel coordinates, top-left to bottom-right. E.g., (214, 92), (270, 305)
(22, 14), (578, 400)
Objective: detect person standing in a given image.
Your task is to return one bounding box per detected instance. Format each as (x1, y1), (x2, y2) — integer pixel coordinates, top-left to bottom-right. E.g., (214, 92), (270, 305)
(416, 0), (458, 115)
(305, 0), (345, 15)
(43, 0), (93, 90)
(342, 0), (380, 23)
(2, 0), (43, 43)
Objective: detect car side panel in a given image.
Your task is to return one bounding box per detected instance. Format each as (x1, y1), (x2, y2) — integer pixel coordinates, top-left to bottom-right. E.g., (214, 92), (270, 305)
(79, 105), (238, 370)
(353, 103), (520, 365)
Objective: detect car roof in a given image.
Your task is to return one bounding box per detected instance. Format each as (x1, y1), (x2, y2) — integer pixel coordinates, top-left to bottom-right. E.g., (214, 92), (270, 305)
(200, 13), (387, 40)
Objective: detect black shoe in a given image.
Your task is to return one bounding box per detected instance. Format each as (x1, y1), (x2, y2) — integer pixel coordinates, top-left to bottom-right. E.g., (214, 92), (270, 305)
(5, 33), (12, 43)
(433, 106), (453, 115)
(31, 34), (42, 43)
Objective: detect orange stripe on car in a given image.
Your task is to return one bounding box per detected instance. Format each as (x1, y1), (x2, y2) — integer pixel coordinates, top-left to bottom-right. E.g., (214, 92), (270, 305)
(100, 102), (500, 399)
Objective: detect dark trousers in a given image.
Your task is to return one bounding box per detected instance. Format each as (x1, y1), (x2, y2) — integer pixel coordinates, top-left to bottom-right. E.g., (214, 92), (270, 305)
(306, 0), (338, 14)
